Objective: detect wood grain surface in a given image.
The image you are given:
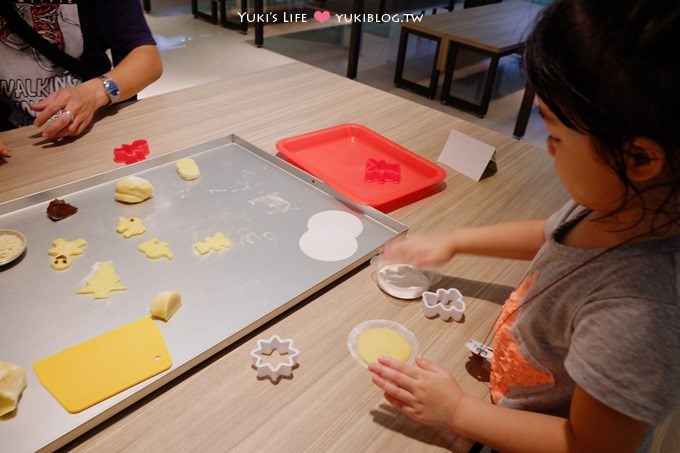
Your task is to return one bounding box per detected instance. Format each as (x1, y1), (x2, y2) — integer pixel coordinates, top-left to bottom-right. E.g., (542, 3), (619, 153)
(1, 61), (568, 452)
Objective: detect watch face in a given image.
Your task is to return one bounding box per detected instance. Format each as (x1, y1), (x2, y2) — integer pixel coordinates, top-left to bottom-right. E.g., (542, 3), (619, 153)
(101, 76), (120, 100)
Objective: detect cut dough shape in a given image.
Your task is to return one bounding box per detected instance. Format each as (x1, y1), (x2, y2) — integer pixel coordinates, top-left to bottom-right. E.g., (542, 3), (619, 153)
(116, 217), (146, 238)
(76, 261), (127, 299)
(138, 238), (173, 260)
(48, 238), (87, 271)
(150, 291), (182, 321)
(0, 360), (27, 416)
(356, 327), (412, 365)
(194, 232), (231, 255)
(114, 176), (154, 204)
(176, 157), (200, 180)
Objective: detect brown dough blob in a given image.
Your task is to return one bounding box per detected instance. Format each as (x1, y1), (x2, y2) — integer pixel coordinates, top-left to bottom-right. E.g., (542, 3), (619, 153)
(46, 199), (78, 221)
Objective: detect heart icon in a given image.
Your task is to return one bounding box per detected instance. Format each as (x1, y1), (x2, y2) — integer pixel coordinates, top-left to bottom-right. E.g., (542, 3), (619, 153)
(314, 10), (331, 24)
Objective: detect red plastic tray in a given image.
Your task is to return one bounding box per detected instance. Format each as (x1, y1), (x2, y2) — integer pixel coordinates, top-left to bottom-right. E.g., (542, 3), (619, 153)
(276, 124), (446, 212)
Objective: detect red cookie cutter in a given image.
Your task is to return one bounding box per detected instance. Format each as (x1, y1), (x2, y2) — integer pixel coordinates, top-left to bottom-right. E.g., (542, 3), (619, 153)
(114, 139), (150, 164)
(365, 158), (401, 184)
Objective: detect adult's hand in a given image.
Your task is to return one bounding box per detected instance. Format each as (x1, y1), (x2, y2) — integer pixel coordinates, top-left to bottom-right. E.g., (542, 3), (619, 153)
(0, 137), (10, 157)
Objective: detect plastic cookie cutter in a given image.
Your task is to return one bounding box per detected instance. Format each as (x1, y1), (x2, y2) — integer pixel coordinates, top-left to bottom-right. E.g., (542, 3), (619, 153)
(465, 339), (494, 361)
(364, 158), (401, 184)
(114, 139), (150, 164)
(250, 335), (300, 383)
(421, 288), (466, 322)
(370, 255), (440, 300)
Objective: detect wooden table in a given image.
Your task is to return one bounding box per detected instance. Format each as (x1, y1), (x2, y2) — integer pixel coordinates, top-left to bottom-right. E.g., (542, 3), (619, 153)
(394, 1), (543, 119)
(0, 61), (566, 452)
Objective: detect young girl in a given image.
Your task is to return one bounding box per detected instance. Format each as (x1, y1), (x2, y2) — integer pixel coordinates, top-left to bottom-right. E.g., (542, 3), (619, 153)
(368, 1), (679, 451)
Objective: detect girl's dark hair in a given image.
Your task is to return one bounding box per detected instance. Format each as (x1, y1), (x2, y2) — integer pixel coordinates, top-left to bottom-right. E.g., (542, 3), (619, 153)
(524, 0), (680, 229)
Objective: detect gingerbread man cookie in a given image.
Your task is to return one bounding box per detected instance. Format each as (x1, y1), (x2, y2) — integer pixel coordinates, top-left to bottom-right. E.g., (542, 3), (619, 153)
(48, 238), (88, 271)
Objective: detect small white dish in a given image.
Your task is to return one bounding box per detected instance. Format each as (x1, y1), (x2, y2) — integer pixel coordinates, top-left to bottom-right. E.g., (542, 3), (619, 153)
(421, 288), (466, 322)
(371, 256), (440, 300)
(250, 335), (300, 382)
(347, 319), (419, 368)
(0, 229), (27, 267)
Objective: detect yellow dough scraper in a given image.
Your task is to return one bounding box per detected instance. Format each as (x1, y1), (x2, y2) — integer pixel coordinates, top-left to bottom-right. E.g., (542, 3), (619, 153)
(33, 317), (172, 413)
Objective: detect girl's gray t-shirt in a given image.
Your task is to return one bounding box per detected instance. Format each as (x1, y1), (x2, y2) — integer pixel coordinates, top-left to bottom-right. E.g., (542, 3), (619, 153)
(490, 201), (680, 450)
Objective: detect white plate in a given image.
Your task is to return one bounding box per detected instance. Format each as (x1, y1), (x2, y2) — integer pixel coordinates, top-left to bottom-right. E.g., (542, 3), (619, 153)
(0, 229), (27, 267)
(347, 319), (419, 368)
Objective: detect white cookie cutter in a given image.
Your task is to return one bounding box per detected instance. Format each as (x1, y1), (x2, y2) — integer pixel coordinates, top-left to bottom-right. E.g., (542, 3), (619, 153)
(421, 288), (466, 322)
(250, 335), (300, 382)
(370, 256), (440, 300)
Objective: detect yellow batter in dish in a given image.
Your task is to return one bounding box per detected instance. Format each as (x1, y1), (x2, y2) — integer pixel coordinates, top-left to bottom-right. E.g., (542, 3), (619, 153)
(356, 327), (412, 364)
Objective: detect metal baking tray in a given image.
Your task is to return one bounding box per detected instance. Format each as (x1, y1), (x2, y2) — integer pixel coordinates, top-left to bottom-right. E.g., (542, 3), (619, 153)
(0, 135), (407, 452)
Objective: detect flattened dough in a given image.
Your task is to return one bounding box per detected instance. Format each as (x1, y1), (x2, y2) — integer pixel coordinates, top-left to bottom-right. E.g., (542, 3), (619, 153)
(356, 327), (412, 364)
(139, 238), (173, 260)
(116, 217), (146, 238)
(76, 261), (127, 299)
(194, 232), (231, 255)
(48, 238), (87, 271)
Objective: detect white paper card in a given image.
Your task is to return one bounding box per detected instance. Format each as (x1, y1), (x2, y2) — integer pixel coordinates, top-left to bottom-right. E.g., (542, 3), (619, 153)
(437, 129), (496, 181)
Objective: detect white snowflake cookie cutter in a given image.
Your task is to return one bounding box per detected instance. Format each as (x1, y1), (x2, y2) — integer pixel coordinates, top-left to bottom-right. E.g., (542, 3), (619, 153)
(250, 335), (300, 382)
(421, 288), (466, 322)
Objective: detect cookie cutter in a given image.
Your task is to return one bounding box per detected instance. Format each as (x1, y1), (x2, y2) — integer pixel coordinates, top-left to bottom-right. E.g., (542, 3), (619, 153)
(114, 139), (150, 164)
(250, 335), (300, 382)
(365, 158), (401, 184)
(421, 288), (466, 322)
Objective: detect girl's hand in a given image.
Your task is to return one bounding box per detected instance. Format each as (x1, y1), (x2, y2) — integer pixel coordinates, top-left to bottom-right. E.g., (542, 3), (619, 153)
(381, 233), (457, 268)
(368, 356), (465, 428)
(30, 80), (107, 140)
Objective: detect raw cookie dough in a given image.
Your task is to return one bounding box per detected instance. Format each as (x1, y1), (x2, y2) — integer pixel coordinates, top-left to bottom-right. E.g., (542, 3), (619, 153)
(76, 261), (127, 299)
(0, 360), (27, 416)
(176, 157), (200, 180)
(46, 199), (78, 221)
(150, 291), (182, 321)
(356, 327), (412, 365)
(139, 238), (173, 260)
(114, 176), (154, 204)
(194, 232), (231, 255)
(116, 217), (146, 238)
(48, 238), (87, 271)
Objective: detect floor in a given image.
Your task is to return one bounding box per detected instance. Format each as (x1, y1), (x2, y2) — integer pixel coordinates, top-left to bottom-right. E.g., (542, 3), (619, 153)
(140, 0), (547, 150)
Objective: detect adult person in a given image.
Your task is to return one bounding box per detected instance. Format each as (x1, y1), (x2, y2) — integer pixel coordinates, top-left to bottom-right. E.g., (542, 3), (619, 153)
(0, 1), (162, 157)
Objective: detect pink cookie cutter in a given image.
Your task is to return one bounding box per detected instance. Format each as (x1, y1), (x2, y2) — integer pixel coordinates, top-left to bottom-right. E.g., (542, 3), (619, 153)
(365, 158), (401, 184)
(250, 335), (300, 382)
(114, 139), (150, 164)
(421, 288), (466, 322)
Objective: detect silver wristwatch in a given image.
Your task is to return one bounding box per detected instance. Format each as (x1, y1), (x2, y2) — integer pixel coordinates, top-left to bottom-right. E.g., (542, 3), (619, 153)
(99, 75), (121, 104)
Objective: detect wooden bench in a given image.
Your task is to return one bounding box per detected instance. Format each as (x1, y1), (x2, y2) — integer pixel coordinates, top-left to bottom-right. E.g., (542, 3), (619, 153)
(394, 1), (543, 116)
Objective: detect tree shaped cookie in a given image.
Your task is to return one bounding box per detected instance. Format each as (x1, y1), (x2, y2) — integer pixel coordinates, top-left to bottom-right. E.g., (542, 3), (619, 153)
(76, 261), (127, 299)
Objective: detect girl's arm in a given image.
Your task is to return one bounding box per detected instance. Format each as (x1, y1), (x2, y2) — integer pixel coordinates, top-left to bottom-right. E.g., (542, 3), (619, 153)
(381, 219), (547, 268)
(370, 356), (648, 453)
